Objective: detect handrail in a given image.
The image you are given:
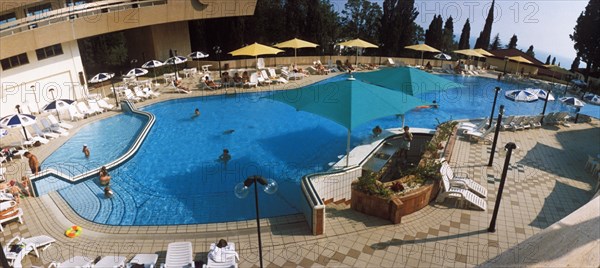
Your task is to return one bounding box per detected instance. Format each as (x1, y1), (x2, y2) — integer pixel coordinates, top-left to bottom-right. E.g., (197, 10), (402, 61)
(0, 0), (167, 36)
(31, 100), (155, 196)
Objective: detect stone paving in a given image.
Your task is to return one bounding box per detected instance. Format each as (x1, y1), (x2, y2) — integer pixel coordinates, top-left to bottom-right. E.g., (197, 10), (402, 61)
(1, 72), (599, 267)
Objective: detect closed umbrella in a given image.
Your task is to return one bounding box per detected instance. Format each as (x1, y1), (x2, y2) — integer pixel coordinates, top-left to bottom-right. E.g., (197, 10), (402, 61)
(229, 42), (284, 69)
(43, 99), (74, 122)
(504, 89), (539, 102)
(405, 44), (441, 66)
(142, 60), (164, 85)
(89, 72), (119, 108)
(338, 38), (378, 66)
(274, 38), (319, 64)
(0, 113), (36, 141)
(270, 77), (428, 166)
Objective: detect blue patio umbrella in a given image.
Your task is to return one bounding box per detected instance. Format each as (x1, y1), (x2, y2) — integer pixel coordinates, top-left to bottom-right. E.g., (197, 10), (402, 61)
(353, 67), (464, 97)
(270, 77), (429, 166)
(505, 89), (539, 102)
(583, 93), (600, 105)
(0, 113), (36, 141)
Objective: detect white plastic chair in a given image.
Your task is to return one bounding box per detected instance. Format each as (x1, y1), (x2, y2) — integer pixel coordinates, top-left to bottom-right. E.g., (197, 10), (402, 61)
(161, 241), (195, 268)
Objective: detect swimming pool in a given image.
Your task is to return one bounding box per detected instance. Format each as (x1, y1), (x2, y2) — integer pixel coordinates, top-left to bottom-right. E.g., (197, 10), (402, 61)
(35, 74), (598, 226)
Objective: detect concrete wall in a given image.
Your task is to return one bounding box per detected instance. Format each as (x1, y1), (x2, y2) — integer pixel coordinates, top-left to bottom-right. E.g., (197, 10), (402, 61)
(149, 21), (191, 60)
(0, 40), (87, 117)
(487, 57), (539, 75)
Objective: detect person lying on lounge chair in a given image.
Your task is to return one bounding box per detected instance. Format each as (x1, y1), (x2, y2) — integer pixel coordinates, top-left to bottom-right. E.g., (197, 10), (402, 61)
(175, 80), (191, 92)
(208, 239), (239, 264)
(204, 76), (221, 89)
(344, 59), (355, 71)
(242, 72), (250, 83)
(233, 73), (243, 85)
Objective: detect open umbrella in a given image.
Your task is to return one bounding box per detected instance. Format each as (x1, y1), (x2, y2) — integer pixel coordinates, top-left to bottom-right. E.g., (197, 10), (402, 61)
(583, 93), (600, 105)
(229, 42), (284, 69)
(472, 48), (494, 57)
(543, 64), (573, 84)
(405, 44), (441, 66)
(188, 51), (209, 69)
(164, 56), (188, 80)
(507, 56), (533, 74)
(354, 67), (464, 96)
(274, 38), (319, 64)
(0, 113), (36, 141)
(125, 68), (148, 78)
(454, 49), (485, 66)
(504, 89), (539, 102)
(434, 53), (452, 60)
(270, 77), (428, 166)
(43, 99), (74, 122)
(142, 60), (164, 85)
(337, 38), (378, 66)
(527, 88), (555, 101)
(559, 97), (585, 107)
(89, 72), (119, 108)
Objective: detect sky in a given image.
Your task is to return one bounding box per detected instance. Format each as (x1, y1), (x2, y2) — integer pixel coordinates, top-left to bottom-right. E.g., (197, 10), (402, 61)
(331, 0), (589, 67)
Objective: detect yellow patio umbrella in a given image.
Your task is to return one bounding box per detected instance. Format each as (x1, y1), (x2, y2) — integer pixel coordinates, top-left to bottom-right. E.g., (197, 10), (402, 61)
(473, 48), (494, 57)
(274, 38), (319, 64)
(507, 56), (533, 74)
(454, 49), (485, 66)
(337, 38), (378, 65)
(543, 64), (574, 83)
(229, 42), (284, 68)
(405, 44), (441, 66)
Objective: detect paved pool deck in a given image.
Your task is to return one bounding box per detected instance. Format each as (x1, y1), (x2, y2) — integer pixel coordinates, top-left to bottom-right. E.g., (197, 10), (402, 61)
(1, 71), (598, 267)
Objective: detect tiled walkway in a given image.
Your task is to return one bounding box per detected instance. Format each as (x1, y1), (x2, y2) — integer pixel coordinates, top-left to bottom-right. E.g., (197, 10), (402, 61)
(1, 97), (598, 266)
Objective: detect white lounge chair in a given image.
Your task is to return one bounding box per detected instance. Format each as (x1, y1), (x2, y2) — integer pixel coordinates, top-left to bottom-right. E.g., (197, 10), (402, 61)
(256, 58), (265, 69)
(48, 256), (95, 268)
(436, 172), (486, 211)
(19, 128), (50, 145)
(67, 105), (84, 121)
(41, 118), (69, 136)
(134, 87), (151, 100)
(0, 191), (15, 201)
(128, 253), (159, 268)
(143, 87), (160, 98)
(87, 100), (105, 114)
(95, 255), (127, 267)
(124, 89), (143, 101)
(161, 241), (195, 268)
(47, 114), (74, 129)
(267, 68), (288, 84)
(440, 162), (487, 198)
(464, 126), (494, 144)
(280, 69), (304, 80)
(205, 242), (239, 268)
(244, 73), (258, 88)
(256, 72), (272, 86)
(0, 202), (23, 232)
(76, 102), (96, 117)
(4, 235), (56, 267)
(500, 116), (515, 131)
(31, 124), (59, 139)
(97, 99), (116, 111)
(458, 119), (489, 134)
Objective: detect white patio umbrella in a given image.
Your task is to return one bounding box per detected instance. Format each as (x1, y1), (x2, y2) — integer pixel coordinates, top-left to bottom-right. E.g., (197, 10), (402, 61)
(434, 53), (452, 60)
(504, 89), (539, 102)
(527, 88), (555, 101)
(163, 56), (188, 80)
(559, 97), (585, 107)
(141, 60), (164, 85)
(125, 68), (149, 78)
(188, 51), (209, 69)
(583, 93), (600, 105)
(43, 99), (75, 123)
(0, 113), (37, 141)
(89, 72), (119, 108)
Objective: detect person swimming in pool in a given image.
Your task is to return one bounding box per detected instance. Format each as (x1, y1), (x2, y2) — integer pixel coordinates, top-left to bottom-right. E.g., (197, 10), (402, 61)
(218, 149), (231, 166)
(223, 129), (235, 134)
(192, 108), (200, 119)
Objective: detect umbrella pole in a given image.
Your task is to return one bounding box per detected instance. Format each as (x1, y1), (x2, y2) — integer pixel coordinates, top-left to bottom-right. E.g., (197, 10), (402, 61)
(355, 49), (359, 66)
(346, 129), (351, 167)
(22, 126), (29, 141)
(421, 51), (424, 67)
(294, 48), (297, 65)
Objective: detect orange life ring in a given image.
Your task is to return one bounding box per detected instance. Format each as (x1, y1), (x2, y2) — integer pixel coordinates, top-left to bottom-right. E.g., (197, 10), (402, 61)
(65, 225), (82, 238)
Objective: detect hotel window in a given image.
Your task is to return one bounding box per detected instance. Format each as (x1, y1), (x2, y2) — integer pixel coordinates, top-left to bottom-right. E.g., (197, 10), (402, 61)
(26, 3), (52, 17)
(66, 0), (91, 7)
(0, 13), (16, 26)
(36, 44), (64, 60)
(1, 53), (29, 70)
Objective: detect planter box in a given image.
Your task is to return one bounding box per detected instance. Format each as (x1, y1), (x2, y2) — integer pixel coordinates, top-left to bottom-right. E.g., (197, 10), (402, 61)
(350, 181), (439, 224)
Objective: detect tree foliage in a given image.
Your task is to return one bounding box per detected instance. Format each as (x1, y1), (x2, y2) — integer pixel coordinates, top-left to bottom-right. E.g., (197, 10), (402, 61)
(545, 55), (551, 65)
(490, 33), (501, 50)
(552, 57), (556, 65)
(525, 45), (535, 58)
(475, 0), (495, 49)
(425, 15), (444, 49)
(341, 0), (382, 43)
(380, 0), (420, 56)
(458, 19), (470, 50)
(441, 16), (456, 52)
(507, 34), (518, 49)
(570, 0), (600, 77)
(571, 55), (581, 71)
(79, 32), (128, 75)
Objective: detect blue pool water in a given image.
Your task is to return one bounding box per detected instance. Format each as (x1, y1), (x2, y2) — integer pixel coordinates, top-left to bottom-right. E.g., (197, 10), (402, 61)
(35, 74), (599, 226)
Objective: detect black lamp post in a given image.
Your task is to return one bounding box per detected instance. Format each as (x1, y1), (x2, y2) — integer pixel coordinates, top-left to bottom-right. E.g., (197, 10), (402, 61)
(234, 176), (278, 268)
(213, 46), (223, 77)
(488, 87), (501, 129)
(488, 142), (517, 232)
(540, 88), (552, 124)
(15, 105), (29, 141)
(488, 105), (504, 166)
(49, 88), (62, 122)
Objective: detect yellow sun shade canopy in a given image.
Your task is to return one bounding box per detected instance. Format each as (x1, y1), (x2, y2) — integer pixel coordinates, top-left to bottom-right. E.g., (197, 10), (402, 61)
(337, 38), (378, 48)
(274, 38), (319, 49)
(405, 44), (440, 53)
(228, 43), (284, 57)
